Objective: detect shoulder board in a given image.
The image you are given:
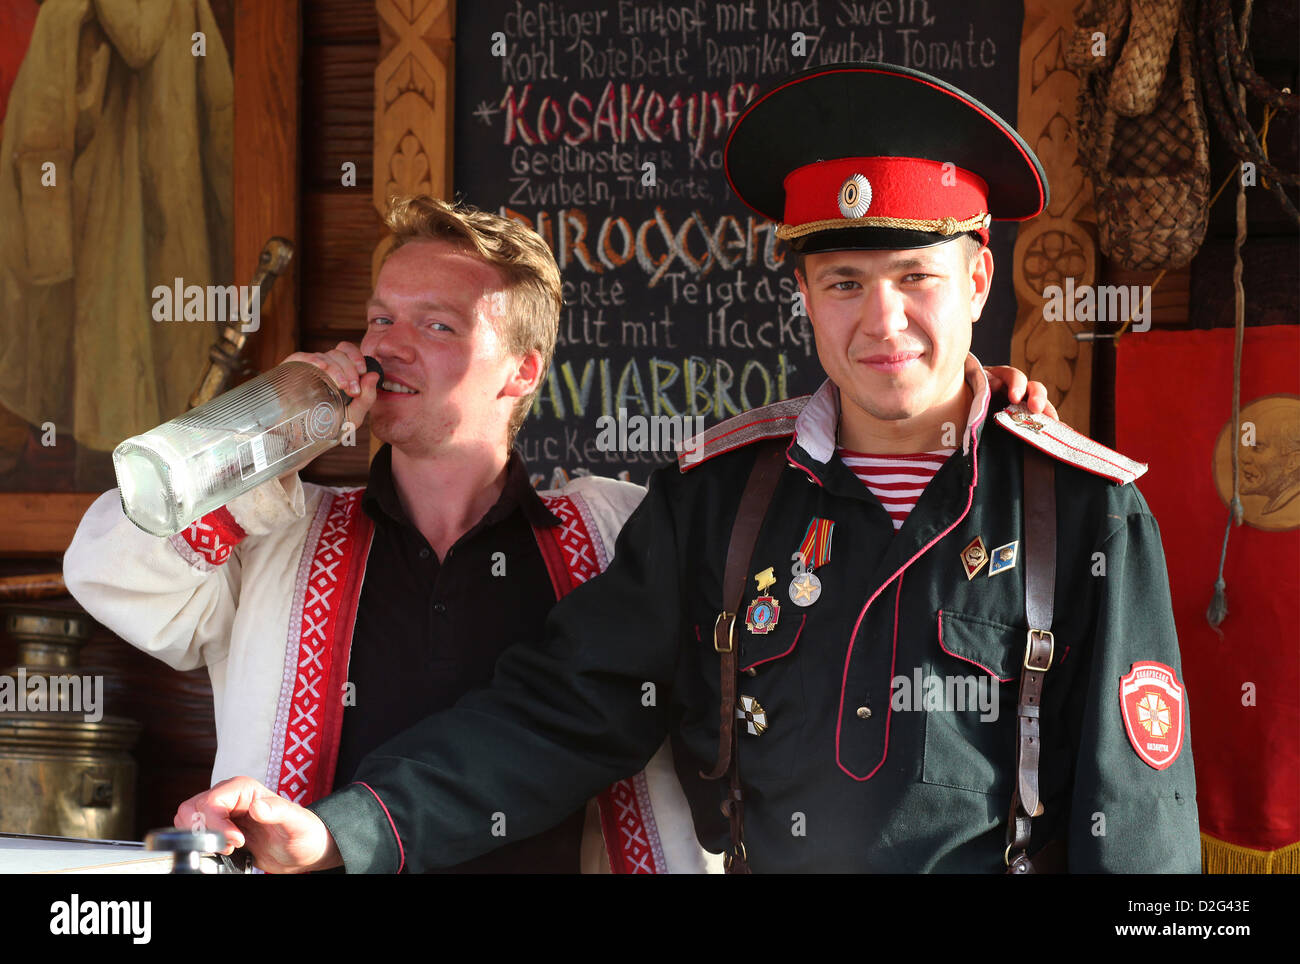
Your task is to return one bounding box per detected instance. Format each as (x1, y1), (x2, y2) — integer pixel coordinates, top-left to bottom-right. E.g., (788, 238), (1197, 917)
(995, 404), (1147, 484)
(677, 396), (809, 472)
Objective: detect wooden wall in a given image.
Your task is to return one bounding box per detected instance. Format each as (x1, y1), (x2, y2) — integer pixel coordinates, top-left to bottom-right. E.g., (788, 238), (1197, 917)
(299, 0), (386, 487)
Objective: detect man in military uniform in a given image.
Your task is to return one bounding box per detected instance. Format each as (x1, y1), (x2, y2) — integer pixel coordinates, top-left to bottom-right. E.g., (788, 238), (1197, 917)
(179, 63), (1199, 873)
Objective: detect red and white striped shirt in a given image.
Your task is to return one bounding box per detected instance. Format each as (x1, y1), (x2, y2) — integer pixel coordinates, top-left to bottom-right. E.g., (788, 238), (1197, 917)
(838, 449), (956, 530)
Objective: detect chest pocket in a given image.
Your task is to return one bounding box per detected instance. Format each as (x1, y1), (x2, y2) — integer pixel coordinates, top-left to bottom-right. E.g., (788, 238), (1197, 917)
(921, 609), (1021, 796)
(718, 603), (808, 782)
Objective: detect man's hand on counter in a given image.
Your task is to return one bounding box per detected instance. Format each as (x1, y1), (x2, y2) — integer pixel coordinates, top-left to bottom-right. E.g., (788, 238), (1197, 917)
(175, 777), (342, 874)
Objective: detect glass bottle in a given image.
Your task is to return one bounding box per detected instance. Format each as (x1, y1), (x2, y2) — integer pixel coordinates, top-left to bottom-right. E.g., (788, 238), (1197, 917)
(112, 359), (377, 536)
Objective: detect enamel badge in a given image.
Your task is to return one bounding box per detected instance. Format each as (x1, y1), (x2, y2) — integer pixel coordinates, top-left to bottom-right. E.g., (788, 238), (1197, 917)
(1119, 661), (1185, 770)
(746, 596), (780, 634)
(747, 568), (781, 633)
(1008, 410), (1045, 433)
(736, 695), (768, 736)
(988, 541), (1018, 576)
(960, 536), (989, 579)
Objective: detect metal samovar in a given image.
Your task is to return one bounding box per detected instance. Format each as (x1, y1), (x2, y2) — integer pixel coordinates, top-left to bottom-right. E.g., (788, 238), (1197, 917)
(0, 607), (141, 839)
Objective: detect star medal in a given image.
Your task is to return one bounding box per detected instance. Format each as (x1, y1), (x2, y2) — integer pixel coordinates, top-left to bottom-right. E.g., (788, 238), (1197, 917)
(746, 567), (780, 634)
(789, 571), (821, 606)
(790, 517), (833, 607)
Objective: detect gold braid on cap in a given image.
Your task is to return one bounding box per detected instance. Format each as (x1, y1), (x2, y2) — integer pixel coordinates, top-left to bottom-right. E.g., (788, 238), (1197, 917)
(776, 212), (991, 240)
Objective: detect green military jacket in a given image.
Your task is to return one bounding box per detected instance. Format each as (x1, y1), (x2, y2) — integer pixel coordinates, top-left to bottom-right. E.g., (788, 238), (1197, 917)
(311, 357), (1200, 873)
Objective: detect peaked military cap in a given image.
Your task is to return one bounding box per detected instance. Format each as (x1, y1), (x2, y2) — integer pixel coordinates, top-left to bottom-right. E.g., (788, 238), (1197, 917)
(724, 62), (1049, 253)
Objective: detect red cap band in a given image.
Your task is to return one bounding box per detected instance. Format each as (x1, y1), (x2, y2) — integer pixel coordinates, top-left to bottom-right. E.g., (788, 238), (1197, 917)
(782, 157), (991, 242)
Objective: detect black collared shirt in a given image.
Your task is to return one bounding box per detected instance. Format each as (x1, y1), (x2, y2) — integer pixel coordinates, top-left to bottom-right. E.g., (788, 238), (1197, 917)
(333, 445), (586, 872)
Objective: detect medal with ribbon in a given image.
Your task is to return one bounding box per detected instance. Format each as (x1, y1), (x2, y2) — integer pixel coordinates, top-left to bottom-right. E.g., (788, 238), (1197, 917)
(746, 567), (781, 634)
(789, 517), (833, 607)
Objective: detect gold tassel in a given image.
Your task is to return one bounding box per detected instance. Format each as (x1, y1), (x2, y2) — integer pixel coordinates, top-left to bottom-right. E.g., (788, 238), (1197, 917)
(1201, 833), (1300, 874)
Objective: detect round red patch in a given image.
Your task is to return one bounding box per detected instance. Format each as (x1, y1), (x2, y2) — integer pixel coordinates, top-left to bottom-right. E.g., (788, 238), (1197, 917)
(1119, 661), (1185, 770)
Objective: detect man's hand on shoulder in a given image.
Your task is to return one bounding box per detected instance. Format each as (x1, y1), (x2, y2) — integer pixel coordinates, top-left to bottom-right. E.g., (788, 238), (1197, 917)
(175, 776), (342, 874)
(984, 365), (1059, 422)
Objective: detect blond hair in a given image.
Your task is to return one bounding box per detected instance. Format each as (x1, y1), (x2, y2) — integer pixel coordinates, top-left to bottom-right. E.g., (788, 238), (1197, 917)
(381, 195), (561, 445)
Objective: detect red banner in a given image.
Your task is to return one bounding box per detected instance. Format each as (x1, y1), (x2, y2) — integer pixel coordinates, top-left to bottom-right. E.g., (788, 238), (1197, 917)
(0, 0), (38, 123)
(1116, 325), (1300, 858)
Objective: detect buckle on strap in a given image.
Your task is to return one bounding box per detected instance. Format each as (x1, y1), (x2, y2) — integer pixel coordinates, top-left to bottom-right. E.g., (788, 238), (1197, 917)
(1024, 629), (1054, 672)
(714, 612), (736, 653)
(1004, 844), (1033, 872)
(724, 841), (748, 869)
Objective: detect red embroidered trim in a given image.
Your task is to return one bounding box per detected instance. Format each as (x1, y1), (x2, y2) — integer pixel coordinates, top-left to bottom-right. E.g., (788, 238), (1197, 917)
(318, 502), (373, 796)
(536, 494), (665, 874)
(597, 777), (665, 874)
(534, 515), (575, 598)
(539, 495), (600, 586)
(275, 490), (368, 805)
(179, 506), (245, 566)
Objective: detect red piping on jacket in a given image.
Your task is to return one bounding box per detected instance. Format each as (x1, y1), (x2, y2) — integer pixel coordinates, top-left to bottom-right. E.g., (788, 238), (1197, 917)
(785, 436), (825, 487)
(740, 614), (807, 673)
(355, 781), (405, 874)
(1003, 421), (1135, 482)
(845, 576), (905, 781)
(682, 429), (796, 473)
(833, 387), (990, 780)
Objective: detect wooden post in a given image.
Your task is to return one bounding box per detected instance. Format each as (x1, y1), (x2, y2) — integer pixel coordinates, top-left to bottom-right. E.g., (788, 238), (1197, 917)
(373, 0), (455, 272)
(1013, 2), (1098, 432)
(235, 0), (301, 376)
(370, 0), (455, 458)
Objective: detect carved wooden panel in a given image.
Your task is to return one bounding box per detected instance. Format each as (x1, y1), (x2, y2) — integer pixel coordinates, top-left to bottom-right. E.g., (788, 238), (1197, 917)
(369, 0), (455, 458)
(1013, 1), (1098, 432)
(373, 0), (454, 268)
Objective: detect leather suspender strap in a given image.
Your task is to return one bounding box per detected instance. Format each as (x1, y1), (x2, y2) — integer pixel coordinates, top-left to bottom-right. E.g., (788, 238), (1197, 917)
(700, 439), (786, 874)
(1006, 447), (1061, 874)
(724, 741), (750, 873)
(701, 439), (787, 780)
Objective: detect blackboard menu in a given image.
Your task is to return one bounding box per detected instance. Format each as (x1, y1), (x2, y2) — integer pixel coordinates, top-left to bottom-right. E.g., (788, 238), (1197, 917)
(455, 0), (1024, 483)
